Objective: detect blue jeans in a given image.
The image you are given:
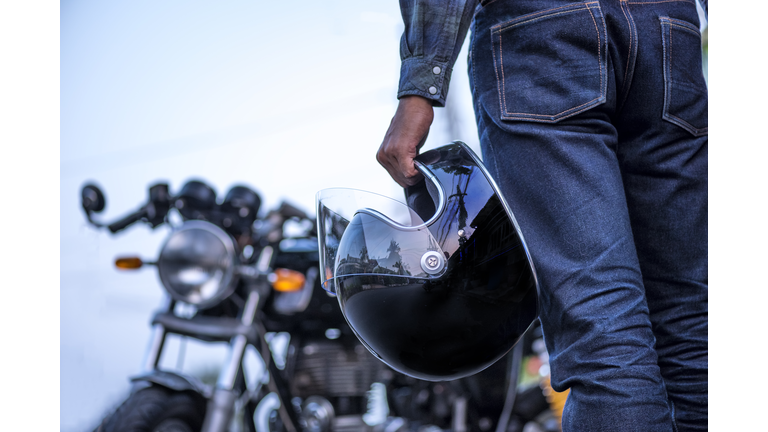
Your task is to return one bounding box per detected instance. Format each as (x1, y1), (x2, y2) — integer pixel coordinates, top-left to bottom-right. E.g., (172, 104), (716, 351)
(468, 1), (707, 430)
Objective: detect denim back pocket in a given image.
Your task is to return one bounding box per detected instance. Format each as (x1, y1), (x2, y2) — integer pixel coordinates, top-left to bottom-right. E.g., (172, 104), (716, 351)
(660, 17), (708, 136)
(490, 2), (608, 123)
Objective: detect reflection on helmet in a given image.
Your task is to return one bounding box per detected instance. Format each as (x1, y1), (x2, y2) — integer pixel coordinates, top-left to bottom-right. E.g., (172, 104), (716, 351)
(316, 142), (539, 381)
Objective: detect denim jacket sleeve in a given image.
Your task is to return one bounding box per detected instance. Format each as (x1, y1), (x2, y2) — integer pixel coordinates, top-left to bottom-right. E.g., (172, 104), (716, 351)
(397, 0), (479, 107)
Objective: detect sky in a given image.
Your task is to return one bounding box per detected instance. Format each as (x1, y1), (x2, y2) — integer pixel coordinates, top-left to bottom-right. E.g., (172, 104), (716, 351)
(60, 1), (479, 430)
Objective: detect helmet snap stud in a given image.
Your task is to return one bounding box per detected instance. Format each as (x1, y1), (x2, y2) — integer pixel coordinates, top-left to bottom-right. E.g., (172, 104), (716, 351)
(420, 251), (445, 275)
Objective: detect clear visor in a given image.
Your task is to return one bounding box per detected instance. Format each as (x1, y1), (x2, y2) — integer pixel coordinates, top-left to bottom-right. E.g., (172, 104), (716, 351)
(316, 188), (444, 294)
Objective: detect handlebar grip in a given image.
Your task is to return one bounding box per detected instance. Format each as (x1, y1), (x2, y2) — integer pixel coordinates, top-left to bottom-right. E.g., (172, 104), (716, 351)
(108, 208), (147, 233)
(278, 202), (308, 220)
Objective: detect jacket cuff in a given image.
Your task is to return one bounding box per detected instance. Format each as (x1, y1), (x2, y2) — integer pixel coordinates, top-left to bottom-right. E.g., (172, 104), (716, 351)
(397, 58), (453, 108)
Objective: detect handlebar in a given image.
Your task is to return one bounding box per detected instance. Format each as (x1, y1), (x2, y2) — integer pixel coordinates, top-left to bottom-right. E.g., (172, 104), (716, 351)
(107, 208), (148, 233)
(82, 182), (315, 238)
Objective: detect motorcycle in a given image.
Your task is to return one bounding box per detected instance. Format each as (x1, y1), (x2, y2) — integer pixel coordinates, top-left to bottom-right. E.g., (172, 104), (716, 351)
(79, 179), (563, 432)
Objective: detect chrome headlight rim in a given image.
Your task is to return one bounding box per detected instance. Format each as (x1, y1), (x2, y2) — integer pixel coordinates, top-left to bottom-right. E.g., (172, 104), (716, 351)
(157, 220), (239, 309)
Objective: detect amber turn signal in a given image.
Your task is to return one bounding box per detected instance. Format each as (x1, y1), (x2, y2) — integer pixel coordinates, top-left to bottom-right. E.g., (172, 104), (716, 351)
(115, 257), (143, 270)
(270, 268), (306, 292)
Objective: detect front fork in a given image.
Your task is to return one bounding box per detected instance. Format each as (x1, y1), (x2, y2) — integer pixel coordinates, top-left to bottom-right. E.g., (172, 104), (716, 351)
(139, 291), (268, 432)
(139, 245), (298, 432)
(201, 245), (298, 432)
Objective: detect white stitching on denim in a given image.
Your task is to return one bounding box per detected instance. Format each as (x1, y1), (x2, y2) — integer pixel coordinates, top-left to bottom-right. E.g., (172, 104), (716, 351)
(493, 2), (608, 122)
(666, 19), (701, 36)
(501, 98), (601, 120)
(669, 31), (707, 135)
(501, 3), (605, 120)
(499, 31), (512, 117)
(620, 4), (632, 85)
(669, 23), (700, 35)
(492, 2), (599, 32)
(660, 18), (707, 136)
(495, 6), (593, 33)
(499, 6), (604, 122)
(628, 0), (694, 4)
(587, 3), (605, 102)
(661, 19), (671, 124)
(618, 1), (639, 112)
(666, 113), (708, 135)
(501, 92), (604, 119)
(491, 28), (505, 119)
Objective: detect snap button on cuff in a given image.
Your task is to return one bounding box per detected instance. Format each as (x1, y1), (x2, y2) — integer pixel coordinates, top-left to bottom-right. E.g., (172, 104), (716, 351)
(428, 86), (437, 95)
(432, 66), (441, 75)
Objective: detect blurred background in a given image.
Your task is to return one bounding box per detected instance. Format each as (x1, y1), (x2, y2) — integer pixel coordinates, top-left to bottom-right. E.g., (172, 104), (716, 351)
(60, 1), (706, 430)
(61, 1), (479, 430)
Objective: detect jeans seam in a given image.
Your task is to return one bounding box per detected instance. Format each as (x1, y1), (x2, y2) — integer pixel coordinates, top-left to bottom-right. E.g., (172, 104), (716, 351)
(491, 2), (599, 32)
(500, 99), (601, 119)
(490, 27), (505, 123)
(669, 22), (699, 34)
(621, 4), (632, 86)
(494, 6), (595, 32)
(663, 16), (701, 34)
(664, 113), (708, 136)
(627, 0), (695, 4)
(618, 1), (638, 112)
(670, 400), (679, 432)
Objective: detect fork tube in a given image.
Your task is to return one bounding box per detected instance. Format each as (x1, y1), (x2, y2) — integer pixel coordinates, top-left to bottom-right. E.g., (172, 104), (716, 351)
(142, 295), (174, 372)
(142, 324), (167, 372)
(202, 290), (261, 432)
(218, 290), (260, 389)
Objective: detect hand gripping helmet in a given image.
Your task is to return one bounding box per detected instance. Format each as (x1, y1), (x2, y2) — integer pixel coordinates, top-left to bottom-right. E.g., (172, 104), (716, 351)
(316, 142), (539, 381)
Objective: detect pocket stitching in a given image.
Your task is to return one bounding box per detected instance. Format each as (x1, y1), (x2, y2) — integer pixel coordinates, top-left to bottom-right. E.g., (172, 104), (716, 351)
(661, 16), (701, 33)
(626, 0), (695, 5)
(660, 16), (707, 136)
(492, 2), (607, 122)
(491, 1), (599, 32)
(496, 7), (593, 32)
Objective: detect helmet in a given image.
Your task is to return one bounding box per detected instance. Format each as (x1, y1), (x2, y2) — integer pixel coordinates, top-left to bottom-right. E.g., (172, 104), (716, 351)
(316, 142), (539, 381)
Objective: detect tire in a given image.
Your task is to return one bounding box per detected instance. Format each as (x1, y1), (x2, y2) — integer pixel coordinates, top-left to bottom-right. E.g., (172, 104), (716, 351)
(96, 385), (207, 432)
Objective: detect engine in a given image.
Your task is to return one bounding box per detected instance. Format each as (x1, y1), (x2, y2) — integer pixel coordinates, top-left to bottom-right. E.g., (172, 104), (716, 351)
(289, 340), (391, 432)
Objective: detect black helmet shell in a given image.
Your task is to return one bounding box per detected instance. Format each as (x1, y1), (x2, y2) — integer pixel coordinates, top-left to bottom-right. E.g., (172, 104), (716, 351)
(317, 142), (539, 381)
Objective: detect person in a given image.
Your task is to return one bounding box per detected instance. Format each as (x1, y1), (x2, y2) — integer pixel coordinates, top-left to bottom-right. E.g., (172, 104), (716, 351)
(376, 0), (708, 431)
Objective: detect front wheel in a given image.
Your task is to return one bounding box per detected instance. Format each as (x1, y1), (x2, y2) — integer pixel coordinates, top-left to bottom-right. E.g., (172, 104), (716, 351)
(96, 386), (207, 432)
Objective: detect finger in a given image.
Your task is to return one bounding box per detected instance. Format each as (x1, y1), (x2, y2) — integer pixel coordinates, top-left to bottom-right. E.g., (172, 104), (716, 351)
(378, 135), (423, 187)
(396, 156), (423, 187)
(377, 146), (412, 188)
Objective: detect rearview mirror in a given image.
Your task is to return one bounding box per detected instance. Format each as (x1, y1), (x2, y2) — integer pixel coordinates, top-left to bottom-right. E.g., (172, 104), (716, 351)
(81, 183), (105, 213)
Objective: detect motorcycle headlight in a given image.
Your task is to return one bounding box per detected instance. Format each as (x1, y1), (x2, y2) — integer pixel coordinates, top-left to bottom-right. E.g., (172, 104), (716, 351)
(157, 221), (238, 308)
